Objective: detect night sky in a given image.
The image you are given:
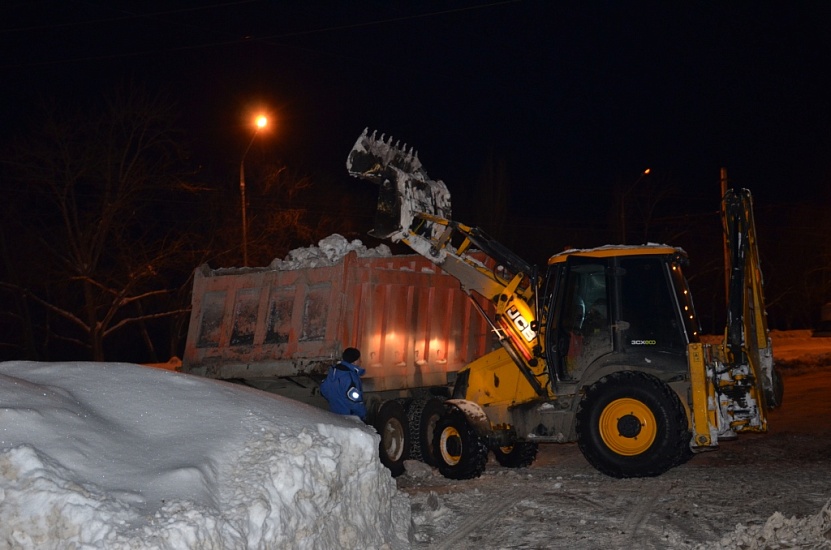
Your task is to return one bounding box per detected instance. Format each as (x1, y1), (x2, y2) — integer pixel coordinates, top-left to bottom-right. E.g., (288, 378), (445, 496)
(3, 0), (831, 236)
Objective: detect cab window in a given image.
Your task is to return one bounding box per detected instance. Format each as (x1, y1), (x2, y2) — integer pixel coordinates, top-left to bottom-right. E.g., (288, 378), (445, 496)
(550, 259), (612, 380)
(618, 257), (686, 352)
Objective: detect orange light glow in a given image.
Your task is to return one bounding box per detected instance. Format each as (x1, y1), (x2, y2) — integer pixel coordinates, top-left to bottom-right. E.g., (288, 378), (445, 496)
(255, 115), (267, 129)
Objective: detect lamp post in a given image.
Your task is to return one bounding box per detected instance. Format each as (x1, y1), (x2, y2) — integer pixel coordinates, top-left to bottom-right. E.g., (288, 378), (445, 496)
(240, 115), (267, 266)
(619, 168), (651, 245)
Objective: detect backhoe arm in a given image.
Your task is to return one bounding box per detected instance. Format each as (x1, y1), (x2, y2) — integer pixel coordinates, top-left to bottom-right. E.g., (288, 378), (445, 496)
(689, 187), (780, 449)
(721, 188), (779, 411)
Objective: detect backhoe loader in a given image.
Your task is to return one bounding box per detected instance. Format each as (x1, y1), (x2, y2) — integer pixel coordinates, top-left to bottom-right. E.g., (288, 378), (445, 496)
(347, 129), (783, 479)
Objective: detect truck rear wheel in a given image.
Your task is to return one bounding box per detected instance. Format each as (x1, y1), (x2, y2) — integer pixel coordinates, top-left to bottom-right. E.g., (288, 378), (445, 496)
(406, 397), (445, 466)
(492, 442), (539, 468)
(433, 408), (488, 480)
(373, 400), (410, 477)
(576, 371), (689, 478)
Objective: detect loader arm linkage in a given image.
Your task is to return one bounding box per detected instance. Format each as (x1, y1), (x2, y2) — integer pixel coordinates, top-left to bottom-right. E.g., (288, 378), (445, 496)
(347, 129), (550, 397)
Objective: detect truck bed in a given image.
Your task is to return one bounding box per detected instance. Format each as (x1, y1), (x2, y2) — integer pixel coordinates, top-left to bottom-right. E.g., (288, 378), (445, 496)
(182, 251), (495, 393)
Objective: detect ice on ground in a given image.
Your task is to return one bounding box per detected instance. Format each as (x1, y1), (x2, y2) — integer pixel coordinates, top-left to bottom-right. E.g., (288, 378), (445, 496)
(0, 361), (412, 549)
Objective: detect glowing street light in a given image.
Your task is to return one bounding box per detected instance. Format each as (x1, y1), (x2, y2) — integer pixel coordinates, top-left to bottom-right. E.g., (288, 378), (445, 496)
(240, 115), (268, 266)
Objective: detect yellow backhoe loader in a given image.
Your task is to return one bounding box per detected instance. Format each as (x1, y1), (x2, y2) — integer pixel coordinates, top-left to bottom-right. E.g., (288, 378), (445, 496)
(347, 129), (782, 479)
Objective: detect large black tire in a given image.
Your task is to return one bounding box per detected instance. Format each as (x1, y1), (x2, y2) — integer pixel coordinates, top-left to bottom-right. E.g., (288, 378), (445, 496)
(373, 400), (410, 477)
(406, 397), (445, 466)
(576, 371), (690, 478)
(432, 408), (489, 480)
(492, 442), (539, 468)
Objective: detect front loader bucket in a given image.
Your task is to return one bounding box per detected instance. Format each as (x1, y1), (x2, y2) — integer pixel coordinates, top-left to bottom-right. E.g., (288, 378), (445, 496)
(347, 129), (451, 242)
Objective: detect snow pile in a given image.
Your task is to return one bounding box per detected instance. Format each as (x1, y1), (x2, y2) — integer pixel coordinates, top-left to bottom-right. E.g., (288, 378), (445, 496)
(0, 361), (412, 549)
(269, 234), (392, 270)
(769, 330), (831, 368)
(699, 499), (831, 549)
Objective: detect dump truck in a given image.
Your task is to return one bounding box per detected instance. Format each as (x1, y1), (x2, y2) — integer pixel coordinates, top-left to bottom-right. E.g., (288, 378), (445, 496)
(345, 129), (783, 479)
(181, 241), (497, 476)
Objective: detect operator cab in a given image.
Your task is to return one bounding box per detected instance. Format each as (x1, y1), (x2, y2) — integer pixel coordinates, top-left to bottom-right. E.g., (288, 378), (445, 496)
(543, 246), (700, 382)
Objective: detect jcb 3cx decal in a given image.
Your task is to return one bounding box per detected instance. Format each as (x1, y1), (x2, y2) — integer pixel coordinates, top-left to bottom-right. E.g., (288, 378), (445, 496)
(507, 306), (535, 342)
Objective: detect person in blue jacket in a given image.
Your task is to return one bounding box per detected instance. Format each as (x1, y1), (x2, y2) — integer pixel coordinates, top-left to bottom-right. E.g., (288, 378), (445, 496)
(320, 347), (367, 420)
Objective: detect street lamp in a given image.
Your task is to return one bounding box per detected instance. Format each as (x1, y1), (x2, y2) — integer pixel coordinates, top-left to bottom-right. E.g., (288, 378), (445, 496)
(240, 115), (267, 266)
(619, 168), (651, 245)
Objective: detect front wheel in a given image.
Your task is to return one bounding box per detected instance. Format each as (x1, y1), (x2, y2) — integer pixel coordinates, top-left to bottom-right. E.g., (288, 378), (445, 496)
(492, 442), (539, 468)
(433, 408), (488, 480)
(576, 371), (690, 478)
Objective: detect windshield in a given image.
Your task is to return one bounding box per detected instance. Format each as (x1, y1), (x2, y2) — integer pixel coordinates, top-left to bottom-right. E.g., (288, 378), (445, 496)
(669, 260), (701, 342)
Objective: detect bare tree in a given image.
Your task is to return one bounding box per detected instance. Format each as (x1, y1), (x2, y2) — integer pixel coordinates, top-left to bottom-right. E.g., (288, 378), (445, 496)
(2, 83), (191, 361)
(230, 163), (372, 267)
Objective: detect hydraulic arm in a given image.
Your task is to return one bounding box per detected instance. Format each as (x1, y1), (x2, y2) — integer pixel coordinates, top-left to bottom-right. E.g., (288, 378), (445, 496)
(347, 129), (550, 396)
(723, 188), (776, 404)
(688, 187), (780, 449)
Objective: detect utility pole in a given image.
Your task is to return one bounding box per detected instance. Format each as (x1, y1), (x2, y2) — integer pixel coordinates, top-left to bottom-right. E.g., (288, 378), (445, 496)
(240, 115), (268, 266)
(721, 167), (730, 303)
(620, 168), (651, 244)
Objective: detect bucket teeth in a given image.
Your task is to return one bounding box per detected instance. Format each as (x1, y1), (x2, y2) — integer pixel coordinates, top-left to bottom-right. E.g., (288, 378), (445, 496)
(347, 128), (451, 243)
(347, 127), (425, 178)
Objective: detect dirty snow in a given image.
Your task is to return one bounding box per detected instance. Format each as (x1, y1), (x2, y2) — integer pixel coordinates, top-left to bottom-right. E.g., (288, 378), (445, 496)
(398, 331), (831, 549)
(269, 234), (392, 270)
(2, 247), (831, 550)
(0, 361), (411, 549)
(208, 234), (391, 275)
(703, 500), (831, 550)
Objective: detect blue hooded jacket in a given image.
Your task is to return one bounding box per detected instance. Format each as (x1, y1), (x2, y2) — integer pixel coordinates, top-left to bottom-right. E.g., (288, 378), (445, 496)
(320, 360), (367, 420)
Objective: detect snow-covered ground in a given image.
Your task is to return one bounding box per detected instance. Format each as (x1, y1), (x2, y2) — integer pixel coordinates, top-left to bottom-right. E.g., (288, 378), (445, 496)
(400, 331), (831, 549)
(2, 334), (828, 549)
(0, 361), (411, 549)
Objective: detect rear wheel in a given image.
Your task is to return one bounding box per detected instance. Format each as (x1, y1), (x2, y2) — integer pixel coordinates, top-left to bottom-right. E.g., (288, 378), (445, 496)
(433, 408), (488, 480)
(406, 397), (445, 466)
(373, 400), (410, 477)
(576, 371), (689, 478)
(492, 442), (539, 468)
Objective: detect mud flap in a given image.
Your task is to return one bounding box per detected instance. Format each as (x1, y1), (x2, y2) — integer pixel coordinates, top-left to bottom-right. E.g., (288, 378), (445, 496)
(445, 399), (493, 439)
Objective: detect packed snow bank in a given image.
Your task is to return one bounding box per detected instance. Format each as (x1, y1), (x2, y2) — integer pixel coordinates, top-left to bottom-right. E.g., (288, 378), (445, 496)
(0, 361), (411, 549)
(211, 234), (392, 275)
(698, 499), (831, 550)
(269, 233), (391, 270)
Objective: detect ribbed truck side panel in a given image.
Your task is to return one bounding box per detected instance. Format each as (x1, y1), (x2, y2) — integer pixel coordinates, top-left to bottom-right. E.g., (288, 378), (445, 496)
(182, 252), (494, 392)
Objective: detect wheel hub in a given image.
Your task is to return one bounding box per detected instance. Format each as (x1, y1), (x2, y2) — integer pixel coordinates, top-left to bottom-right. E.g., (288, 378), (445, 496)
(598, 397), (658, 456)
(439, 426), (463, 465)
(446, 435), (462, 456)
(617, 414), (643, 438)
(382, 418), (405, 461)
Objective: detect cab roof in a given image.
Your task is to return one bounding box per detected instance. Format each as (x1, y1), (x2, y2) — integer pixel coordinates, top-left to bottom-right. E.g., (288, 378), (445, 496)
(548, 244), (687, 265)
